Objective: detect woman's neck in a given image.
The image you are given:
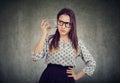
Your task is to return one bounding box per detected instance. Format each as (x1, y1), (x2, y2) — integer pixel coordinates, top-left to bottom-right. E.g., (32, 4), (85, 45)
(60, 35), (69, 42)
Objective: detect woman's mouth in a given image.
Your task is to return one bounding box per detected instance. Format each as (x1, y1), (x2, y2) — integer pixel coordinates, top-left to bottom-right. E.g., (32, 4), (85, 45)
(60, 30), (66, 32)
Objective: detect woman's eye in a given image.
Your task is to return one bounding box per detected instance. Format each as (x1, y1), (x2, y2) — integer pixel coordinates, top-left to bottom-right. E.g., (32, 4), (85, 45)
(60, 21), (63, 24)
(66, 23), (70, 25)
(60, 21), (63, 23)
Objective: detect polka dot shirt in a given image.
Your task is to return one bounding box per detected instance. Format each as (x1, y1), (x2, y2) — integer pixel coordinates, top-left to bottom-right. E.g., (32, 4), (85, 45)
(32, 36), (96, 76)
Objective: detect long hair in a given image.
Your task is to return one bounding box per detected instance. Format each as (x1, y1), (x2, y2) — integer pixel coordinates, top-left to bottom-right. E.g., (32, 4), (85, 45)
(49, 8), (78, 53)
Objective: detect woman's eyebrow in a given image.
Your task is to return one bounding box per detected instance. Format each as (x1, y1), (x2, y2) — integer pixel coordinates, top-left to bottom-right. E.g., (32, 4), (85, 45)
(59, 19), (70, 23)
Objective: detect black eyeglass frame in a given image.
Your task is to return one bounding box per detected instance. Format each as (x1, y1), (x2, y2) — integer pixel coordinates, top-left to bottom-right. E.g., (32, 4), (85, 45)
(57, 20), (72, 28)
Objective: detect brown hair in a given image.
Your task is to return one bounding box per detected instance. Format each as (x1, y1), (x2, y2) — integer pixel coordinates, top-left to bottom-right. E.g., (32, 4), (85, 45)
(49, 8), (78, 54)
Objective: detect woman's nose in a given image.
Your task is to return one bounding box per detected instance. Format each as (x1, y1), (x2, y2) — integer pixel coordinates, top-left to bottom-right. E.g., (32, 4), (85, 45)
(61, 23), (66, 28)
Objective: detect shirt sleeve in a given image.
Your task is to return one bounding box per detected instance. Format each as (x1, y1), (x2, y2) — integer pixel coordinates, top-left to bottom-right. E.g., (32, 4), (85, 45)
(32, 36), (49, 60)
(78, 39), (96, 76)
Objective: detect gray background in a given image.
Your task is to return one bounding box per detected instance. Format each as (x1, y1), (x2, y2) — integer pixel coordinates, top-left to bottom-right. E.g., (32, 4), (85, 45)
(0, 0), (120, 83)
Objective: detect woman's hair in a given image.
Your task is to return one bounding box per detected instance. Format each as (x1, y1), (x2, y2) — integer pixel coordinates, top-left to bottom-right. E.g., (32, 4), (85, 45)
(49, 8), (78, 53)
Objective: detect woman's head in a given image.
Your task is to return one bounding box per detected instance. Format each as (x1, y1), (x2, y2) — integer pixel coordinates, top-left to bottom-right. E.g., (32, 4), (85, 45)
(49, 8), (78, 53)
(57, 14), (71, 36)
(57, 8), (77, 38)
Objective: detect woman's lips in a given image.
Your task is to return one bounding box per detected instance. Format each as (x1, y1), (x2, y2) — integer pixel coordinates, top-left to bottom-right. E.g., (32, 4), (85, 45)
(60, 30), (66, 32)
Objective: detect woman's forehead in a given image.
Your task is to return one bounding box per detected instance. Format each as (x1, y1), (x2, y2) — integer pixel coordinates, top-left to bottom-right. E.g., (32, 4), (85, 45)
(59, 14), (70, 22)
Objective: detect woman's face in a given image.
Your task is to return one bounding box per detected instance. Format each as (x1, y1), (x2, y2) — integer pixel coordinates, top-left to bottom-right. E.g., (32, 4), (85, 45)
(57, 14), (71, 36)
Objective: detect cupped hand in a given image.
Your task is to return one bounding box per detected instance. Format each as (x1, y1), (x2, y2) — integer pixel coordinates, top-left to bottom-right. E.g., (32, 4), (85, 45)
(40, 19), (51, 35)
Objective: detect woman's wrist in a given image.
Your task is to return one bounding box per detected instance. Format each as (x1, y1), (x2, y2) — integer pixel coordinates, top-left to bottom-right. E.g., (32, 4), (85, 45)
(41, 32), (48, 38)
(75, 71), (85, 80)
(42, 32), (48, 36)
(74, 74), (79, 80)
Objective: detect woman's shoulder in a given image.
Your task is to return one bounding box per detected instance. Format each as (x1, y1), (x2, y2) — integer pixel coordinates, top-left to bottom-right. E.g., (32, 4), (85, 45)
(46, 35), (52, 40)
(46, 35), (53, 43)
(78, 37), (84, 45)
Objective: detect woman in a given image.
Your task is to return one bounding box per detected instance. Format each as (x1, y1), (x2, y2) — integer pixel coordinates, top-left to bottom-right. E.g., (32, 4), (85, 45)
(32, 8), (96, 83)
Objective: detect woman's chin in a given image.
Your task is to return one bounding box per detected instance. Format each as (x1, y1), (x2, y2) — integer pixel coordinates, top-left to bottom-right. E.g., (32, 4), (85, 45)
(60, 33), (68, 36)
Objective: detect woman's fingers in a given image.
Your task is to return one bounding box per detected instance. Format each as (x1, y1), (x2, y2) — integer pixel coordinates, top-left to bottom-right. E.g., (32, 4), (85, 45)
(67, 70), (73, 74)
(46, 23), (50, 29)
(68, 67), (73, 70)
(41, 19), (47, 26)
(66, 67), (76, 79)
(68, 75), (73, 77)
(66, 67), (73, 74)
(41, 19), (50, 28)
(40, 19), (51, 34)
(32, 57), (37, 62)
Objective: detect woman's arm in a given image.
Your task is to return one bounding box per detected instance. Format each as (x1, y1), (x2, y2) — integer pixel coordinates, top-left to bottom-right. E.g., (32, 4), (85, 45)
(79, 40), (96, 77)
(34, 33), (47, 54)
(66, 39), (96, 80)
(32, 20), (51, 62)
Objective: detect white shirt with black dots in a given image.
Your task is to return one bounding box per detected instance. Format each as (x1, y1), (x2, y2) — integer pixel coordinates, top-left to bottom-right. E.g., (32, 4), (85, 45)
(32, 36), (96, 76)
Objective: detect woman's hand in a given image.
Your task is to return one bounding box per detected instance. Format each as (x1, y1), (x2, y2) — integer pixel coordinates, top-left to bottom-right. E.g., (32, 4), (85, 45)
(66, 67), (86, 80)
(41, 19), (51, 35)
(66, 67), (78, 80)
(32, 56), (37, 62)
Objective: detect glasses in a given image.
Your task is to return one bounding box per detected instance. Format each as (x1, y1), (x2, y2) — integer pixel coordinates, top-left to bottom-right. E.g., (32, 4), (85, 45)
(57, 20), (71, 28)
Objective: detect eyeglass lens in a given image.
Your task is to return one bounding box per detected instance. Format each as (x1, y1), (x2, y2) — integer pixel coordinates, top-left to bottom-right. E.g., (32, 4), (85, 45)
(58, 20), (71, 28)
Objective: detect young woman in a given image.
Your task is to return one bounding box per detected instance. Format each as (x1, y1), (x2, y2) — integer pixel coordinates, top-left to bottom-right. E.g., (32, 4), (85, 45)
(32, 8), (96, 83)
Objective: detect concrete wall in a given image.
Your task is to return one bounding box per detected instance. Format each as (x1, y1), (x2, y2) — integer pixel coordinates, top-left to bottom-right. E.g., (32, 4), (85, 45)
(0, 0), (120, 83)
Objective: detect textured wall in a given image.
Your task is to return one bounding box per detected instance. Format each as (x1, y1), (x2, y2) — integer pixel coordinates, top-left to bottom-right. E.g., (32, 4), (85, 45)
(0, 0), (120, 83)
